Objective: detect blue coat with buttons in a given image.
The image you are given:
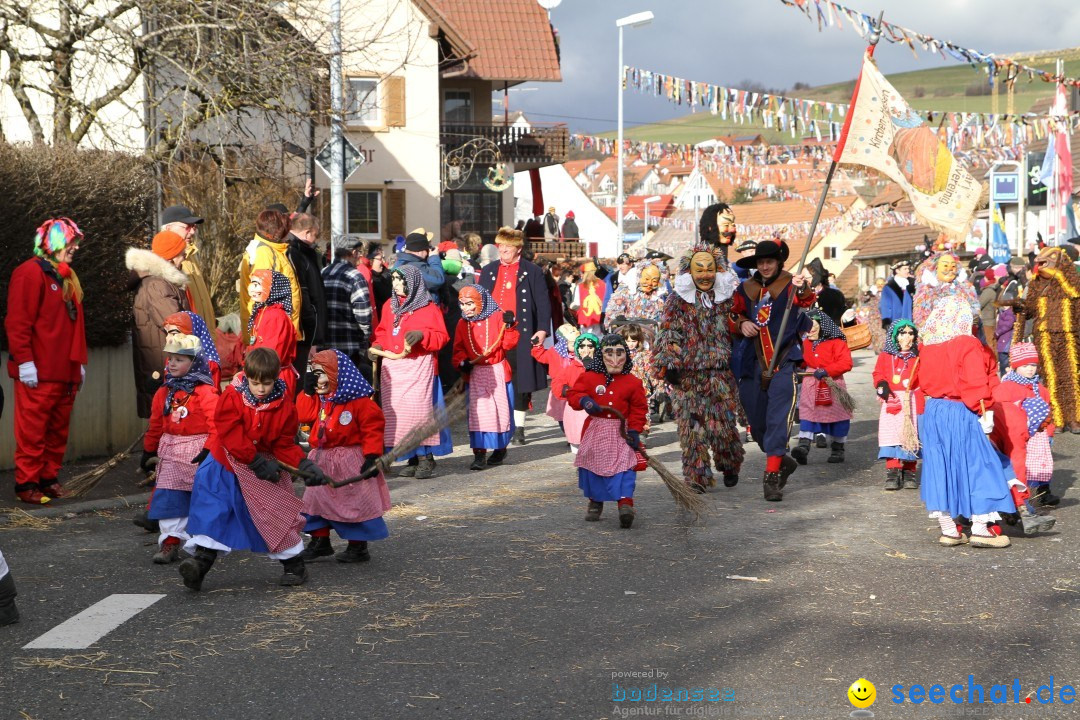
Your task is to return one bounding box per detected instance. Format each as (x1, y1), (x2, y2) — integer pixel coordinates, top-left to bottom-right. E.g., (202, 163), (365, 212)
(479, 258), (552, 394)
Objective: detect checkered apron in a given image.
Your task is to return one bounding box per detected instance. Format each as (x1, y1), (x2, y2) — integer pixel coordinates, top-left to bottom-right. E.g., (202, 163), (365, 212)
(799, 376), (852, 423)
(574, 417), (636, 476)
(1026, 430), (1054, 485)
(156, 433), (209, 491)
(225, 451), (304, 553)
(563, 406), (588, 445)
(381, 353), (439, 447)
(468, 363), (511, 434)
(303, 445), (391, 523)
(877, 391), (917, 447)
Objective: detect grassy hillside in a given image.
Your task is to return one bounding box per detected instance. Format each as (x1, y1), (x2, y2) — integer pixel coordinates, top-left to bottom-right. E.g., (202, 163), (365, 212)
(609, 53), (1080, 145)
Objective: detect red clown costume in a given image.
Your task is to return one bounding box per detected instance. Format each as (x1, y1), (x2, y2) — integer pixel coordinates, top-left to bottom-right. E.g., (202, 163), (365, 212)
(296, 350), (390, 564)
(246, 269), (298, 396)
(5, 218), (88, 505)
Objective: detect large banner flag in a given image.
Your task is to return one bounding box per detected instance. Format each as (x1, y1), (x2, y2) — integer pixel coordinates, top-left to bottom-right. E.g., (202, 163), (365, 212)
(836, 52), (982, 237)
(991, 204), (1011, 263)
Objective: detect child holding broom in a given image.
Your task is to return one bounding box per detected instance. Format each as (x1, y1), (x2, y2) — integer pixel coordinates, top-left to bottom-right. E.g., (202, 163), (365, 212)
(296, 350), (390, 564)
(568, 334), (647, 528)
(452, 284), (519, 470)
(873, 320), (922, 490)
(140, 333), (218, 564)
(791, 310), (853, 465)
(180, 347), (328, 590)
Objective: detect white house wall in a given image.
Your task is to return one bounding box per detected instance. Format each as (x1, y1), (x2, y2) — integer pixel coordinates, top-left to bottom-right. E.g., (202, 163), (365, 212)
(513, 163), (619, 256)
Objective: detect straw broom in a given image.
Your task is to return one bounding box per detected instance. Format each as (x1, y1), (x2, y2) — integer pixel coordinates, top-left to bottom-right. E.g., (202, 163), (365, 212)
(797, 372), (856, 414)
(899, 359), (921, 455)
(63, 435), (145, 498)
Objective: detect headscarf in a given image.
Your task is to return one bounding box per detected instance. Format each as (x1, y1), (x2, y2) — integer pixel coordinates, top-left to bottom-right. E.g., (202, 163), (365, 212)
(553, 324), (578, 360)
(234, 374), (287, 409)
(389, 264), (430, 319)
(806, 309), (846, 349)
(573, 332), (599, 361)
(163, 354), (215, 416)
(247, 269), (294, 337)
(164, 311), (220, 364)
(311, 349), (374, 404)
(1020, 395), (1052, 437)
(920, 296), (974, 345)
(585, 333), (633, 387)
(458, 284), (499, 322)
(883, 319), (918, 358)
(33, 217), (84, 305)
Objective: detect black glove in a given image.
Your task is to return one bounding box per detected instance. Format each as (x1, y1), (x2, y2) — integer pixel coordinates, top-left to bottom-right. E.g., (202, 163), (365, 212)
(881, 319), (891, 330)
(303, 372), (318, 395)
(561, 383), (571, 398)
(299, 458), (328, 487)
(139, 450), (157, 473)
(248, 454), (281, 482)
(626, 430), (641, 451)
(531, 335), (541, 346)
(664, 368), (681, 386)
(459, 359), (473, 374)
(580, 396), (602, 415)
(503, 310), (515, 326)
(145, 373), (164, 395)
(404, 330), (424, 347)
(813, 368), (829, 380)
(875, 380), (894, 402)
(190, 448), (209, 465)
(360, 453), (382, 479)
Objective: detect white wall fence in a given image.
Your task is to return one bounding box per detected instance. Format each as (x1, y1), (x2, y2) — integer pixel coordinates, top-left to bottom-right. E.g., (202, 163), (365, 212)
(0, 344), (145, 470)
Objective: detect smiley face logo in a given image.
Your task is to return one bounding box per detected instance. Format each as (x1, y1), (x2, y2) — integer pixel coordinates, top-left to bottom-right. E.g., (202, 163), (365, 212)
(847, 678), (876, 709)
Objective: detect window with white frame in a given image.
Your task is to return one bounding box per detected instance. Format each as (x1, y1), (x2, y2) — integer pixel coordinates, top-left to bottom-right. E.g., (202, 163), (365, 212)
(824, 246), (838, 260)
(347, 78), (379, 125)
(347, 190), (381, 237)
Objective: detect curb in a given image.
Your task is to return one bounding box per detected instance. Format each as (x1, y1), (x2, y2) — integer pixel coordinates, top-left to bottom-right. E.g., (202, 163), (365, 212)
(1, 492), (150, 522)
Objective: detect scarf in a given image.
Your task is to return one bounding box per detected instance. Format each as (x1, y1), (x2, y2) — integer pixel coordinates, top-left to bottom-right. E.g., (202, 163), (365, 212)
(312, 349), (374, 404)
(584, 333), (633, 387)
(807, 309), (846, 349)
(883, 319), (919, 357)
(459, 284), (499, 322)
(390, 264), (430, 319)
(554, 336), (571, 360)
(163, 355), (216, 416)
(247, 270), (294, 337)
(235, 374), (287, 409)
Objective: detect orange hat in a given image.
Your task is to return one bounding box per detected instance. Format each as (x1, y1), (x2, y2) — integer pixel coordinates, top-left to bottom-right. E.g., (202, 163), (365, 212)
(162, 312), (194, 334)
(152, 230), (186, 260)
(311, 349), (339, 392)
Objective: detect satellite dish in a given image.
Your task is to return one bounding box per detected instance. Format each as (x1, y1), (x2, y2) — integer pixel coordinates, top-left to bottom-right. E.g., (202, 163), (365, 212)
(537, 0), (562, 10)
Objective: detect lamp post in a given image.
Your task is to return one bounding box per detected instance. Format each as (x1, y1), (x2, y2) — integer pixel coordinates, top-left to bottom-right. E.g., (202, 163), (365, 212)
(642, 194), (661, 243)
(616, 11), (654, 246)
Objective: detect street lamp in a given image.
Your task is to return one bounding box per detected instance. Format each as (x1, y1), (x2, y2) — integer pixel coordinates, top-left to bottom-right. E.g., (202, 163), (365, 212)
(642, 194), (661, 242)
(616, 10), (653, 246)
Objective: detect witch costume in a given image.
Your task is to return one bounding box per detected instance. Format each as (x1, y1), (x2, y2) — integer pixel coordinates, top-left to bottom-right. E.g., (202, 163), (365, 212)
(871, 320), (922, 490)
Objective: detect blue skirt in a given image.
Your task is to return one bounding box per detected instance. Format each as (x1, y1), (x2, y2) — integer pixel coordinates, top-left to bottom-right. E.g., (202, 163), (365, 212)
(800, 420), (851, 436)
(304, 514), (389, 542)
(919, 398), (1014, 519)
(578, 469), (636, 502)
(390, 375), (454, 461)
(469, 381), (515, 450)
(148, 488), (191, 520)
(878, 445), (920, 462)
(187, 456), (273, 553)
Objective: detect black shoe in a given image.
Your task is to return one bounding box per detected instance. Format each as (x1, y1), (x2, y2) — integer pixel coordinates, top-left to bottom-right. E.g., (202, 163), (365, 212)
(763, 472), (783, 501)
(815, 433), (828, 448)
(1030, 485), (1061, 507)
(884, 467), (902, 491)
(586, 500), (603, 521)
(0, 572), (19, 626)
(279, 556), (308, 586)
(1019, 502), (1056, 535)
(618, 504), (635, 529)
(827, 441), (845, 464)
(779, 455), (798, 489)
(336, 541), (371, 563)
(133, 510), (160, 534)
(791, 438), (811, 465)
(415, 454), (437, 479)
(512, 428), (526, 446)
(398, 458), (419, 477)
(487, 449), (507, 466)
(299, 535), (335, 561)
(723, 473), (739, 488)
(469, 451), (488, 471)
(902, 469), (919, 490)
(179, 546), (217, 591)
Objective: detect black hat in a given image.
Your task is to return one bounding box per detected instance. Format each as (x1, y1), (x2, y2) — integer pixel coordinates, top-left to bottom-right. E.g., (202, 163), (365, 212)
(973, 255), (994, 272)
(1066, 236), (1080, 245)
(735, 239), (790, 270)
(265, 203), (289, 214)
(617, 252), (633, 264)
(161, 205), (203, 225)
(644, 249), (673, 261)
(1064, 245), (1079, 262)
(735, 239), (758, 253)
(404, 230), (433, 252)
(806, 257), (830, 286)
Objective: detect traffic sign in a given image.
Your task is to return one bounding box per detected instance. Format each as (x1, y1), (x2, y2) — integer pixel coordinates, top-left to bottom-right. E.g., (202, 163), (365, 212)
(315, 137), (364, 182)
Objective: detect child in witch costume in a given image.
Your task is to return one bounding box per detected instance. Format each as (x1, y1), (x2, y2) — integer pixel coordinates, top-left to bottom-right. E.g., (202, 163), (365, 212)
(246, 269), (299, 396)
(568, 334), (647, 528)
(452, 285), (519, 470)
(559, 333), (599, 454)
(873, 320), (922, 490)
(791, 310), (853, 464)
(531, 324), (580, 429)
(180, 348), (329, 590)
(296, 350), (390, 563)
(370, 264), (451, 478)
(163, 311), (223, 388)
(140, 334), (218, 564)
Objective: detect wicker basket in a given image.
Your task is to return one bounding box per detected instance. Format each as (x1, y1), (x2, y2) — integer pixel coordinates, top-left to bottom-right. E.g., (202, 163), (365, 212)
(845, 322), (872, 351)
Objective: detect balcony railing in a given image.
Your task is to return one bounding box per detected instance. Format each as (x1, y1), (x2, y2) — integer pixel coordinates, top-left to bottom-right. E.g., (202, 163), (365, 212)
(441, 122), (569, 171)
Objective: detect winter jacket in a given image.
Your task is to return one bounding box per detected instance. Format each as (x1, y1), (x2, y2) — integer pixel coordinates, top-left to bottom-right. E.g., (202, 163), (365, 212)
(478, 258), (552, 394)
(371, 301), (448, 358)
(392, 252), (445, 305)
(801, 338), (853, 378)
(561, 218), (580, 239)
(5, 258), (87, 384)
(287, 234), (327, 347)
(296, 393), (385, 454)
(994, 306), (1016, 354)
(978, 285), (998, 345)
(238, 234), (302, 339)
(144, 383), (218, 452)
(181, 246), (216, 332)
(568, 370), (648, 436)
(126, 248), (190, 418)
(208, 381), (305, 470)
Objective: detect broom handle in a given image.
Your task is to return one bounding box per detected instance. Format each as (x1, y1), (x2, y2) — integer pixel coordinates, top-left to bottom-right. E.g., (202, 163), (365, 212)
(279, 461), (316, 481)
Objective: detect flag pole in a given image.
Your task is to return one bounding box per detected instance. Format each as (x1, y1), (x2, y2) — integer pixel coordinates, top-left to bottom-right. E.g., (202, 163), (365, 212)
(762, 11), (884, 383)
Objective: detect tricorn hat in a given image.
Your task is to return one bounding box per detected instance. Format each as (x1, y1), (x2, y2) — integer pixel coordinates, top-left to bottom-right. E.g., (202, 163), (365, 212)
(735, 239), (790, 270)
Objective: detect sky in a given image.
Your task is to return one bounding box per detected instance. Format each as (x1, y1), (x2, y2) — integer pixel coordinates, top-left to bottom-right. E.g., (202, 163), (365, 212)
(505, 0), (1080, 135)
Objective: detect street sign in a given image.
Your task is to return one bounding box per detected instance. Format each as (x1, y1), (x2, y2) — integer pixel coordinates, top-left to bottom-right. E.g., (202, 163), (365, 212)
(622, 233), (643, 244)
(315, 137), (364, 182)
(990, 173), (1019, 203)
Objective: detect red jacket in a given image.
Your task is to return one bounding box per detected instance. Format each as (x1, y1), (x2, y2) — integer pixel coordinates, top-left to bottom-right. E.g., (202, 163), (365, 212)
(919, 336), (994, 413)
(568, 370), (647, 436)
(207, 383), (305, 469)
(248, 304), (296, 369)
(296, 392), (384, 455)
(451, 316), (519, 376)
(871, 352), (921, 392)
(372, 301), (448, 357)
(5, 258), (87, 383)
(531, 344), (572, 381)
(801, 338), (852, 378)
(990, 378), (1054, 484)
(551, 357), (586, 400)
(144, 383), (218, 452)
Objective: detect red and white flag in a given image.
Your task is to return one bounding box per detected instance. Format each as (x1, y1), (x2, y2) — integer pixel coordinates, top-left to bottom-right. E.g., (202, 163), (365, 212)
(835, 52), (982, 237)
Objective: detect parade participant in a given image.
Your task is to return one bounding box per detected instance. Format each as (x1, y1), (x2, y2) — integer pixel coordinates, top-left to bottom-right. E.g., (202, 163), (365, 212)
(140, 334), (217, 564)
(1010, 245), (1080, 434)
(698, 203), (738, 261)
(613, 323), (659, 427)
(572, 261), (606, 334)
(478, 227), (551, 446)
(606, 263), (665, 324)
(872, 320), (921, 490)
(180, 347), (329, 590)
(246, 269), (299, 396)
(239, 210), (302, 338)
(370, 264), (451, 479)
(5, 218), (87, 504)
(791, 310), (853, 465)
(163, 311), (222, 387)
(913, 250), (978, 328)
(568, 334), (647, 528)
(917, 297), (1014, 548)
(560, 333), (599, 453)
(531, 324), (579, 430)
(730, 240), (815, 501)
(160, 205), (217, 332)
(879, 260), (915, 326)
(653, 244), (744, 491)
(452, 285), (519, 470)
(296, 350), (389, 564)
(0, 548), (17, 626)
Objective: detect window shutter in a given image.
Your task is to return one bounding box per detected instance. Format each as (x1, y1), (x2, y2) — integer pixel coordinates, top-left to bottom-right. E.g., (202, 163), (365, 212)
(385, 76), (406, 127)
(385, 188), (406, 239)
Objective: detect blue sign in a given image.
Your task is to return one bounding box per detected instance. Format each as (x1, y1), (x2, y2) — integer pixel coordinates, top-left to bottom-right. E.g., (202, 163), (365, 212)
(991, 173), (1020, 203)
(622, 233), (643, 243)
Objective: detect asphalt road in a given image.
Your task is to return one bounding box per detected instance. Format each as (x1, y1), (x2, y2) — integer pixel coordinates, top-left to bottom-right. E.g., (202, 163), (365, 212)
(2, 350), (1078, 719)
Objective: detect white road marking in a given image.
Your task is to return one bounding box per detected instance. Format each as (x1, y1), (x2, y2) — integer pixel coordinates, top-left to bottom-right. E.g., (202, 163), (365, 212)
(23, 594), (166, 650)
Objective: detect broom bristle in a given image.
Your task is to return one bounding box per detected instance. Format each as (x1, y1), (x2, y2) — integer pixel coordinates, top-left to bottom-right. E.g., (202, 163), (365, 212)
(648, 457), (708, 520)
(377, 383), (469, 466)
(824, 377), (857, 413)
(63, 436), (144, 498)
(900, 390), (921, 454)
